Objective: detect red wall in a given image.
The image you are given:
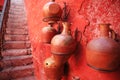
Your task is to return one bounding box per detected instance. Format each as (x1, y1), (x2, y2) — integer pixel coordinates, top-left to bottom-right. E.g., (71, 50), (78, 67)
(24, 0), (120, 80)
(0, 0), (4, 6)
(0, 0), (4, 10)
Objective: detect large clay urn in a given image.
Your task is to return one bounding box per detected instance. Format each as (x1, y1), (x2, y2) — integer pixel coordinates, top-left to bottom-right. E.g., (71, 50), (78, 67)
(44, 56), (63, 80)
(41, 24), (57, 43)
(43, 0), (62, 24)
(86, 24), (120, 71)
(51, 22), (77, 65)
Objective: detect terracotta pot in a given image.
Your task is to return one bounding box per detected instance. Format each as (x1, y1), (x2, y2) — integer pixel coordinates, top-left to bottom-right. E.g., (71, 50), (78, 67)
(51, 22), (77, 65)
(44, 56), (63, 80)
(41, 24), (57, 43)
(53, 54), (71, 66)
(43, 0), (62, 24)
(86, 24), (120, 71)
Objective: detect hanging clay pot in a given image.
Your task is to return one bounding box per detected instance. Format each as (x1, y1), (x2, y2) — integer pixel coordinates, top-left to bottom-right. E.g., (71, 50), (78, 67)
(43, 0), (62, 24)
(86, 24), (120, 71)
(41, 24), (57, 43)
(44, 56), (64, 80)
(51, 22), (77, 65)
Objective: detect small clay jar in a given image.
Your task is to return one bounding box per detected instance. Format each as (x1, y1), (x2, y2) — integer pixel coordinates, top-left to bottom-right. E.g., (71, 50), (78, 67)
(44, 56), (63, 80)
(41, 24), (57, 43)
(86, 24), (120, 71)
(43, 0), (62, 24)
(51, 22), (77, 65)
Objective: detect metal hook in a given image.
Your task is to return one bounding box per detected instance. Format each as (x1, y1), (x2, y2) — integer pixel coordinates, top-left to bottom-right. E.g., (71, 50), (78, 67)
(74, 28), (82, 42)
(62, 2), (71, 21)
(57, 22), (61, 34)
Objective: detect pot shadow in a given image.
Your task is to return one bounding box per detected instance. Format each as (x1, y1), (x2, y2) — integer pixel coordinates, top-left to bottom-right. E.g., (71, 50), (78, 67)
(73, 42), (84, 66)
(63, 62), (70, 76)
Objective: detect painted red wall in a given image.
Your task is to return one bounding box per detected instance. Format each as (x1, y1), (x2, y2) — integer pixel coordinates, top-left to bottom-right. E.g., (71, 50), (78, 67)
(24, 0), (120, 80)
(0, 0), (4, 5)
(0, 0), (4, 10)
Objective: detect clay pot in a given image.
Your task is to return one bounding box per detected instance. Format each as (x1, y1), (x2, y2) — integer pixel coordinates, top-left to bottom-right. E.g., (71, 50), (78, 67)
(43, 0), (62, 24)
(41, 24), (57, 43)
(44, 56), (63, 80)
(51, 22), (77, 65)
(86, 24), (120, 71)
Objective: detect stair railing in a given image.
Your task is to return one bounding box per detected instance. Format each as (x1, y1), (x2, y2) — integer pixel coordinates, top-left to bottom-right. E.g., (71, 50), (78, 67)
(0, 0), (10, 60)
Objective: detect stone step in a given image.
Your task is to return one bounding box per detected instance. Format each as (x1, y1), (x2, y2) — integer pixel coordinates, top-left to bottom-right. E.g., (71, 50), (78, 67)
(8, 11), (26, 15)
(8, 19), (27, 24)
(10, 4), (24, 8)
(4, 34), (29, 41)
(9, 4), (25, 9)
(11, 2), (24, 5)
(7, 21), (27, 25)
(7, 23), (27, 29)
(7, 17), (27, 22)
(8, 14), (26, 18)
(10, 4), (25, 10)
(2, 49), (31, 56)
(3, 41), (31, 49)
(0, 65), (34, 80)
(9, 9), (26, 15)
(0, 55), (33, 69)
(9, 11), (26, 15)
(7, 18), (27, 23)
(5, 28), (28, 35)
(13, 76), (36, 80)
(9, 8), (25, 12)
(11, 0), (24, 3)
(6, 24), (27, 29)
(7, 20), (27, 25)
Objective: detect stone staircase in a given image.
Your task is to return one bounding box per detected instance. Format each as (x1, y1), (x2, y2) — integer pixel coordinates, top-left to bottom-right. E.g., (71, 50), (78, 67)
(0, 0), (35, 80)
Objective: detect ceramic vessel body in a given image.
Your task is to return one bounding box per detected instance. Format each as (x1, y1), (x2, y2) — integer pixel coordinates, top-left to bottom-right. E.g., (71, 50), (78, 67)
(86, 37), (120, 71)
(86, 24), (120, 71)
(41, 25), (57, 43)
(53, 54), (71, 65)
(51, 34), (76, 54)
(51, 22), (76, 65)
(43, 1), (62, 23)
(44, 56), (63, 80)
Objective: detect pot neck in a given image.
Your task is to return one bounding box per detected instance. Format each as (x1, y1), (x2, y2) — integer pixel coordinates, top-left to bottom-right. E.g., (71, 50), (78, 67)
(48, 23), (54, 27)
(99, 24), (110, 38)
(62, 22), (71, 35)
(50, 0), (55, 2)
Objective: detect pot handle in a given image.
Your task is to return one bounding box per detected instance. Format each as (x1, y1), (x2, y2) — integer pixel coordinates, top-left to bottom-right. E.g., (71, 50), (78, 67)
(109, 29), (116, 40)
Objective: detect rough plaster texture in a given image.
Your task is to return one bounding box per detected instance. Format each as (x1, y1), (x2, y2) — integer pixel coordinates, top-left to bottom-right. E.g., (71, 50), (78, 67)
(24, 0), (120, 80)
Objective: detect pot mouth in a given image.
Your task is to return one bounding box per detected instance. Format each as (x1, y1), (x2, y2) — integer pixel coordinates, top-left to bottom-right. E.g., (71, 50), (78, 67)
(51, 51), (73, 55)
(43, 16), (61, 23)
(99, 23), (111, 28)
(50, 0), (55, 2)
